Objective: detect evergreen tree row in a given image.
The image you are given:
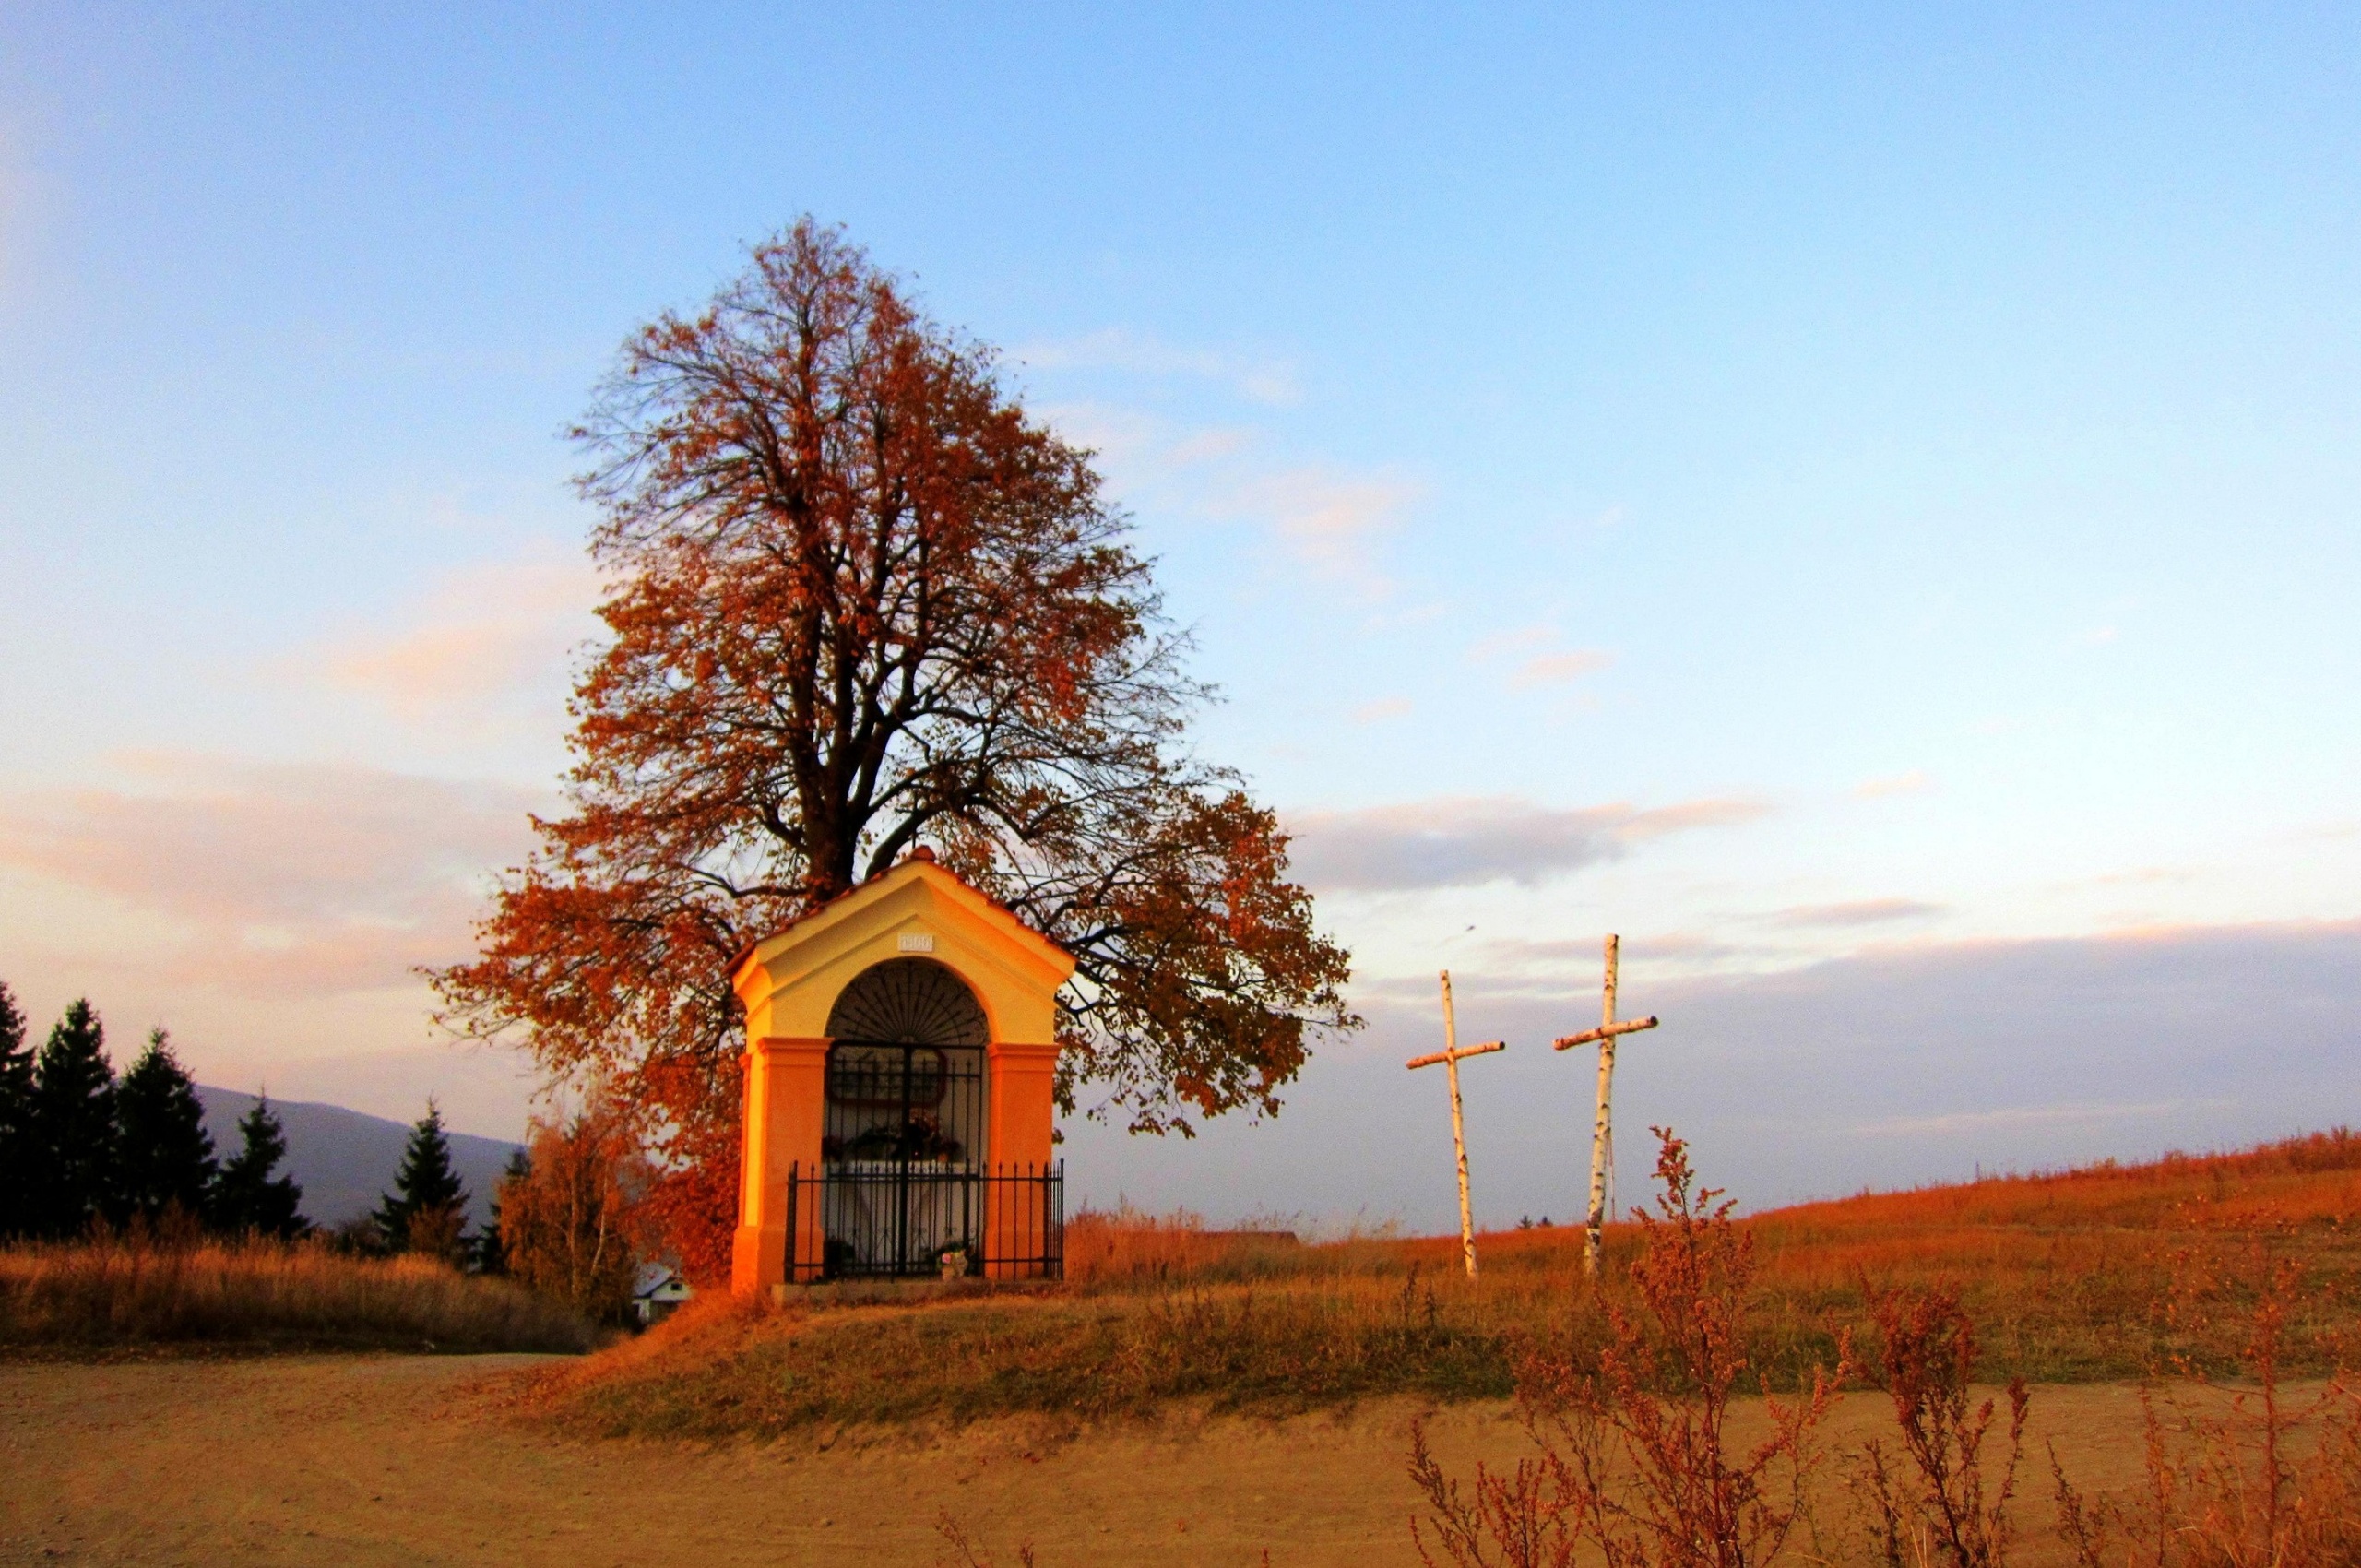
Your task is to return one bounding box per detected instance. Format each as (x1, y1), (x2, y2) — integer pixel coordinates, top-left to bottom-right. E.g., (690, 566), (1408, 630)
(0, 982), (305, 1241)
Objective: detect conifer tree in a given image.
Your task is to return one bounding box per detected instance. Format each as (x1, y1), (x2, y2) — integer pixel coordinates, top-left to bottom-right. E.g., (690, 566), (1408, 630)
(28, 999), (115, 1238)
(0, 982), (31, 1239)
(214, 1093), (307, 1240)
(374, 1100), (469, 1259)
(113, 1028), (218, 1230)
(473, 1146), (529, 1274)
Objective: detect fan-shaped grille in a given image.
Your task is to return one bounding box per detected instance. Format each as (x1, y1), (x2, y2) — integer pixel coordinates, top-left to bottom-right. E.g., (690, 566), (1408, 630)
(825, 957), (989, 1045)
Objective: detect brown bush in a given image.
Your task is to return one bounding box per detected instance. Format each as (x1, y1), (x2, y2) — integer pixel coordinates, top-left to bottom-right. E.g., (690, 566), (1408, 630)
(1846, 1282), (2028, 1568)
(934, 1512), (1040, 1567)
(1408, 1128), (1847, 1568)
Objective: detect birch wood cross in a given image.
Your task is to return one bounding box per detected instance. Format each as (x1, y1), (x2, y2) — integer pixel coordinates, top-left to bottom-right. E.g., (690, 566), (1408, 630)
(1552, 934), (1660, 1278)
(1408, 969), (1507, 1279)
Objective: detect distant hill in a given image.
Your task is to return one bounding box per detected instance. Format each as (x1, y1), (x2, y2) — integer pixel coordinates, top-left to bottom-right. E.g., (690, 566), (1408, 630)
(196, 1087), (521, 1230)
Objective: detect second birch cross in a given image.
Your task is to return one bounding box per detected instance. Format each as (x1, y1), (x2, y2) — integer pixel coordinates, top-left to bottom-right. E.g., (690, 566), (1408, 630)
(1407, 969), (1505, 1279)
(1553, 934), (1659, 1277)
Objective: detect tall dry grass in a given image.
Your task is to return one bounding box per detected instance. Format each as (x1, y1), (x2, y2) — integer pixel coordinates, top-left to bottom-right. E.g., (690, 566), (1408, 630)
(0, 1236), (598, 1353)
(1064, 1204), (1320, 1286)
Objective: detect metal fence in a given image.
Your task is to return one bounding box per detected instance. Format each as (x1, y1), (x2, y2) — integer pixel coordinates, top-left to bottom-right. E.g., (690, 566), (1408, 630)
(782, 1160), (1063, 1283)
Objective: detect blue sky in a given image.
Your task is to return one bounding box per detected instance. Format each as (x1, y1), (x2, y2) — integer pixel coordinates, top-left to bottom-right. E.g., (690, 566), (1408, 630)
(2, 5), (2356, 1226)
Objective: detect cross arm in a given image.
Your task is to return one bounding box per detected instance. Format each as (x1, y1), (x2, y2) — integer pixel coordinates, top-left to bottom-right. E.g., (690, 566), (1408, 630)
(1406, 1040), (1507, 1070)
(1552, 1016), (1658, 1051)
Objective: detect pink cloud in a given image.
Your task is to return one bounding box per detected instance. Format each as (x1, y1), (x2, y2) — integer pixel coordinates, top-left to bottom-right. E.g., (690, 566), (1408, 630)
(1286, 793), (1772, 891)
(1769, 898), (1947, 929)
(300, 541), (603, 727)
(1855, 769), (1933, 799)
(0, 755), (543, 996)
(1233, 466), (1418, 595)
(1510, 649), (1614, 688)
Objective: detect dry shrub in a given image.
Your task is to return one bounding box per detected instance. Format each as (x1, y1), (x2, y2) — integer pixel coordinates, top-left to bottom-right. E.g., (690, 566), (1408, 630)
(1846, 1282), (2028, 1568)
(0, 1235), (596, 1352)
(1063, 1204), (1212, 1284)
(405, 1202), (468, 1265)
(1409, 1128), (1845, 1568)
(2053, 1252), (2361, 1568)
(522, 1285), (777, 1408)
(1772, 1130), (2361, 1238)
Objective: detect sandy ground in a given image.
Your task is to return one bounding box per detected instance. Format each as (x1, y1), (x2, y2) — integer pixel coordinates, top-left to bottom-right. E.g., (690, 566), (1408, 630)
(0, 1354), (2177, 1567)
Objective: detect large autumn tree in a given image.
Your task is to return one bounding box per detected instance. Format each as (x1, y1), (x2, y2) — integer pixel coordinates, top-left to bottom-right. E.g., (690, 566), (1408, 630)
(433, 221), (1354, 1277)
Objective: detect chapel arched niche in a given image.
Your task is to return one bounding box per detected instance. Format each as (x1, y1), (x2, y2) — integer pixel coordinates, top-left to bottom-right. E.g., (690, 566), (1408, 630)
(821, 958), (990, 1170)
(825, 956), (990, 1045)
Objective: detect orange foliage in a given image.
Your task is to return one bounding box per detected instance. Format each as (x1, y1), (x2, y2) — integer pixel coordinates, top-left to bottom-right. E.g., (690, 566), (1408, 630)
(499, 1105), (655, 1319)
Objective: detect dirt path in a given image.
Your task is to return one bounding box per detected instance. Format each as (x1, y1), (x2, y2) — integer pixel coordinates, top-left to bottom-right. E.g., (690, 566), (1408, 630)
(0, 1355), (2166, 1566)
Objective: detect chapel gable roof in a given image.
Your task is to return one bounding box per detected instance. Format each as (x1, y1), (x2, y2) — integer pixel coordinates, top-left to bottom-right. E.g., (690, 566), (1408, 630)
(728, 850), (1074, 995)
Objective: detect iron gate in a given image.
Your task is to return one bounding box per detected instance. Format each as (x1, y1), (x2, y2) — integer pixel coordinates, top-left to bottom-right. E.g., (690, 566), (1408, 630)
(783, 1158), (1064, 1282)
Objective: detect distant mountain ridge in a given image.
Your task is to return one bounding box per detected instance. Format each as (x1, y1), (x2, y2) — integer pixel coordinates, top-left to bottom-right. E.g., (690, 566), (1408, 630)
(195, 1087), (521, 1230)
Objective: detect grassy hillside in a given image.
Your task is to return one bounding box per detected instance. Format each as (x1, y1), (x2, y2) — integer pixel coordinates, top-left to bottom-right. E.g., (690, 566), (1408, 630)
(531, 1130), (2361, 1439)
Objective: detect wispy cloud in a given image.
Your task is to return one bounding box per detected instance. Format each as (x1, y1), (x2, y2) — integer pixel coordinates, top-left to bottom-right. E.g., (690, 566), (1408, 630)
(1467, 624), (1557, 662)
(1511, 650), (1614, 689)
(1468, 624), (1613, 692)
(0, 754), (541, 995)
(1856, 769), (1932, 799)
(1351, 697), (1413, 724)
(1017, 327), (1302, 405)
(1228, 467), (1418, 596)
(1473, 931), (1761, 976)
(1047, 401), (1418, 598)
(1852, 1100), (2201, 1138)
(297, 540), (603, 731)
(2092, 866), (2196, 886)
(1287, 794), (1772, 892)
(1770, 898), (1946, 929)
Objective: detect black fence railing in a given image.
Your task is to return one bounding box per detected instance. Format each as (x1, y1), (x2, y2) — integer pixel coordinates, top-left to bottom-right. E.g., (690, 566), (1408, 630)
(783, 1161), (1063, 1283)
